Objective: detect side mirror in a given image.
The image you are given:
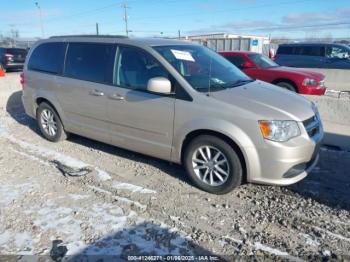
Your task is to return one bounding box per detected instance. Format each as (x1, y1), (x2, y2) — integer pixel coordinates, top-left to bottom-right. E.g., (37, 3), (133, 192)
(242, 61), (256, 69)
(147, 77), (172, 94)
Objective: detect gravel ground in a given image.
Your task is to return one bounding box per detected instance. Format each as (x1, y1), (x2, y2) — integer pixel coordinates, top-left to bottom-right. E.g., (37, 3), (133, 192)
(0, 72), (350, 261)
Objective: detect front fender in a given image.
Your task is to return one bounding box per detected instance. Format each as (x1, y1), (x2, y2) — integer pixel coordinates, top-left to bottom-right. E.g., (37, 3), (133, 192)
(171, 117), (261, 181)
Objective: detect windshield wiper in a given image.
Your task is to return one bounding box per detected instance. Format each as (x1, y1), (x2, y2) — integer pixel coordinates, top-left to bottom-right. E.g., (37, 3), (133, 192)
(195, 79), (254, 91)
(224, 79), (255, 88)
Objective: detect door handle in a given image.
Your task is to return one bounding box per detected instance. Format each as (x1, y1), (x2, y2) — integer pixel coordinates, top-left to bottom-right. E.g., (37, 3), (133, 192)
(89, 89), (104, 96)
(108, 93), (125, 101)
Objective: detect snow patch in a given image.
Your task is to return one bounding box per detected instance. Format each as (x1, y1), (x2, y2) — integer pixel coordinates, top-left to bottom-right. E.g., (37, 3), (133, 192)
(88, 185), (112, 195)
(10, 148), (51, 167)
(0, 231), (11, 246)
(0, 122), (156, 195)
(69, 194), (89, 200)
(300, 233), (320, 247)
(111, 181), (156, 194)
(0, 182), (37, 205)
(0, 126), (86, 169)
(95, 168), (112, 181)
(313, 226), (350, 243)
(254, 242), (303, 262)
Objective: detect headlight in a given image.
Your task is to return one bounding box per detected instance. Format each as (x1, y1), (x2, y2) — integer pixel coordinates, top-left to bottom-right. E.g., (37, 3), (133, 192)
(259, 120), (301, 142)
(303, 78), (316, 86)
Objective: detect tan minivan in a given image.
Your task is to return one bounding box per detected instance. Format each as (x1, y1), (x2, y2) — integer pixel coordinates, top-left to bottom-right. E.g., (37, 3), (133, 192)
(22, 36), (323, 194)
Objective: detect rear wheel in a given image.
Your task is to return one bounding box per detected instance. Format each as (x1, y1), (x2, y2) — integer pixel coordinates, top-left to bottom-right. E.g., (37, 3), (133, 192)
(37, 102), (67, 142)
(184, 135), (243, 194)
(276, 81), (297, 92)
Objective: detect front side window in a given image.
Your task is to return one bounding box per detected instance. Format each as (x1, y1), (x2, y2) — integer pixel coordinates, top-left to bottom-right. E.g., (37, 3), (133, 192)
(114, 46), (170, 91)
(248, 54), (279, 68)
(224, 55), (247, 69)
(28, 42), (66, 74)
(326, 46), (350, 59)
(154, 45), (251, 92)
(65, 43), (116, 84)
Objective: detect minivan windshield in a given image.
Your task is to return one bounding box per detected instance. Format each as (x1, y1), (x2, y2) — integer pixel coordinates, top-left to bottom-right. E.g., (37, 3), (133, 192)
(153, 45), (252, 91)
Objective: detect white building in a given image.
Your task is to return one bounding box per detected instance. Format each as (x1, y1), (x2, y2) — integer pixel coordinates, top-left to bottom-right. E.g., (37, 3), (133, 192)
(180, 33), (270, 53)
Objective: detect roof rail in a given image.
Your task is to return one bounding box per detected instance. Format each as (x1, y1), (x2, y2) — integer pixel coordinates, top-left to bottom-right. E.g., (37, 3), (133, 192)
(50, 35), (128, 39)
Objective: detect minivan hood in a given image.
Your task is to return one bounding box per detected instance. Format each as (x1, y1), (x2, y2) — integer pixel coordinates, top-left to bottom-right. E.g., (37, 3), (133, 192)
(210, 80), (314, 121)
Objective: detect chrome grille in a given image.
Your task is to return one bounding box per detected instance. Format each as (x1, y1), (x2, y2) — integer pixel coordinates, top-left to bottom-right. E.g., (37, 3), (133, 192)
(318, 80), (325, 87)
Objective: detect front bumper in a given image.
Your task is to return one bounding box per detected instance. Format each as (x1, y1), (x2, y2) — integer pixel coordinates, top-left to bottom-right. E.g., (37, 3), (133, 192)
(248, 117), (323, 186)
(299, 85), (326, 95)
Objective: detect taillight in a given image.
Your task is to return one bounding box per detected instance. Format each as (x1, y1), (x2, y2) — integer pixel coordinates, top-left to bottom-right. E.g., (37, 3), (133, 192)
(20, 72), (24, 88)
(4, 53), (14, 61)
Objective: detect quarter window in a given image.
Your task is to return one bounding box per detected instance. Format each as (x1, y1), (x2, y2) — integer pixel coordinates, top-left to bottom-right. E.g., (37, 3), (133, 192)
(28, 42), (66, 74)
(297, 46), (325, 57)
(114, 46), (170, 91)
(65, 43), (116, 84)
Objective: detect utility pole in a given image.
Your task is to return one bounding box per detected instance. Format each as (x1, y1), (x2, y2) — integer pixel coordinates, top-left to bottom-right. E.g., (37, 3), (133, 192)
(35, 2), (45, 38)
(96, 23), (99, 35)
(122, 2), (129, 36)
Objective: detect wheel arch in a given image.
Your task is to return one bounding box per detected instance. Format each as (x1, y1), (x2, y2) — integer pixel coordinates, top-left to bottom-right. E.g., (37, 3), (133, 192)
(272, 78), (298, 92)
(35, 96), (66, 128)
(180, 129), (248, 183)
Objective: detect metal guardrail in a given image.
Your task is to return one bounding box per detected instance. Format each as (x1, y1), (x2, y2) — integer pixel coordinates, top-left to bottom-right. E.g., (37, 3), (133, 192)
(325, 90), (350, 99)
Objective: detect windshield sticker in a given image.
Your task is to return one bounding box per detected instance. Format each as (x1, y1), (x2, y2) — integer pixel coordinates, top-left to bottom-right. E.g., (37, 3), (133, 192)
(171, 49), (195, 62)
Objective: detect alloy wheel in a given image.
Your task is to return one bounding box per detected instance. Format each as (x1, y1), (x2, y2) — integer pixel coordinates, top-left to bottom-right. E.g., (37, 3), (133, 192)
(192, 145), (230, 186)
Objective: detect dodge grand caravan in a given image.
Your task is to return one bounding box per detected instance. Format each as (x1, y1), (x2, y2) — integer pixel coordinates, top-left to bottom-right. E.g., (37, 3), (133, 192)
(22, 36), (323, 194)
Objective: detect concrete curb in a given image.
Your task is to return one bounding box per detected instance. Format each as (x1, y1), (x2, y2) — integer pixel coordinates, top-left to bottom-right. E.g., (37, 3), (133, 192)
(303, 95), (350, 150)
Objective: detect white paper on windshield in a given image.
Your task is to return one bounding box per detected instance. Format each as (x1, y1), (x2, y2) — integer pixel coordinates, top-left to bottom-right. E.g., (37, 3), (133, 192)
(171, 49), (195, 62)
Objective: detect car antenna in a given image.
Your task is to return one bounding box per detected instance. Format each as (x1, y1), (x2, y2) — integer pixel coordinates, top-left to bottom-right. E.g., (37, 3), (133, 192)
(207, 57), (212, 96)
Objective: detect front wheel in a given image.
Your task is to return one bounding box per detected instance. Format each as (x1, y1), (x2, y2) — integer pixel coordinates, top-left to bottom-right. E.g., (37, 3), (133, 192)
(184, 135), (243, 194)
(276, 82), (297, 92)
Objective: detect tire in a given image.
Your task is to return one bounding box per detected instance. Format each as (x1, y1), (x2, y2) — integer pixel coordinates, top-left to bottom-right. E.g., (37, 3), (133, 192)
(276, 82), (297, 92)
(36, 102), (67, 142)
(184, 135), (243, 194)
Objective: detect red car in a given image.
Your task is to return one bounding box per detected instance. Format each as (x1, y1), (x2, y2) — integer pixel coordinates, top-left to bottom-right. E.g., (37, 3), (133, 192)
(220, 51), (326, 95)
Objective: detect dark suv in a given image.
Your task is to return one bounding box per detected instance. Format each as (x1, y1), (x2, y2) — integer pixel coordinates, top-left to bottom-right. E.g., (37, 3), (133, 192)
(0, 47), (28, 72)
(275, 43), (350, 69)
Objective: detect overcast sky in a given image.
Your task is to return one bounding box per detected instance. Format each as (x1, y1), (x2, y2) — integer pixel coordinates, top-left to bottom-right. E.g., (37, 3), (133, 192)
(0, 0), (349, 39)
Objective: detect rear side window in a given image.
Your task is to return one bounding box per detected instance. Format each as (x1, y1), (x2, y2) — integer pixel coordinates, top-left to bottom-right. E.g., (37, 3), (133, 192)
(277, 46), (294, 55)
(297, 46), (325, 57)
(6, 48), (27, 56)
(224, 55), (247, 69)
(28, 42), (66, 74)
(64, 43), (116, 84)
